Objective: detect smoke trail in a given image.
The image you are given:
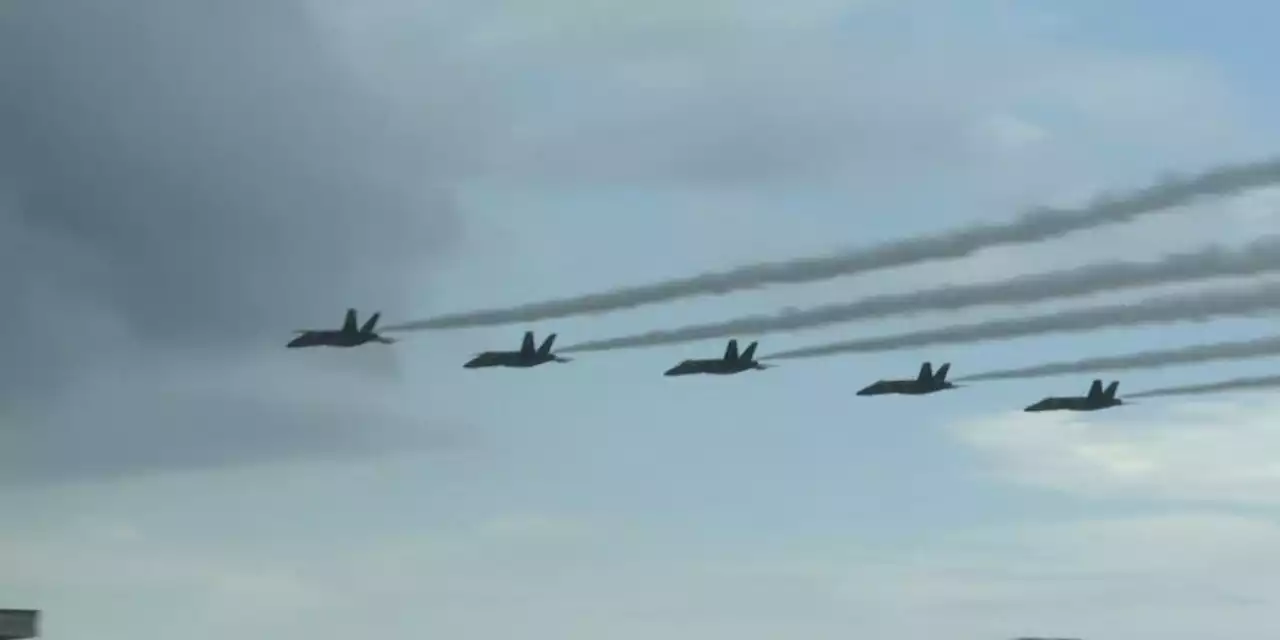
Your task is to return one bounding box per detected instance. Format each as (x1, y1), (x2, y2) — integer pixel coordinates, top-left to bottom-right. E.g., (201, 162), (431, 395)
(1128, 374), (1280, 399)
(384, 157), (1280, 331)
(956, 336), (1280, 381)
(560, 236), (1280, 353)
(764, 281), (1280, 360)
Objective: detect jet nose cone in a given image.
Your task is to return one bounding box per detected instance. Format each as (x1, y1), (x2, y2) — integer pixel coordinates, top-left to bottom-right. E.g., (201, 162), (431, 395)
(286, 337), (304, 348)
(856, 386), (875, 396)
(664, 366), (683, 376)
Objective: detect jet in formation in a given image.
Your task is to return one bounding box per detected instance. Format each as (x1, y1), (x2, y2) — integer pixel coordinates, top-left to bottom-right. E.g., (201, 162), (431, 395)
(287, 309), (395, 348)
(464, 331), (572, 369)
(664, 339), (770, 376)
(857, 361), (957, 396)
(1024, 379), (1122, 412)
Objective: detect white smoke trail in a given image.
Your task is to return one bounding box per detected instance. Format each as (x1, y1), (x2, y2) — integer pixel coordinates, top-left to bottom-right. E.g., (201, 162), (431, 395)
(765, 281), (1280, 360)
(561, 236), (1280, 353)
(1129, 374), (1280, 399)
(957, 336), (1280, 382)
(385, 157), (1280, 330)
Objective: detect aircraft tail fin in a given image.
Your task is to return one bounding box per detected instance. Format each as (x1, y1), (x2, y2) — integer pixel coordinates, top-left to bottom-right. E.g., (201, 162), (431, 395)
(538, 333), (557, 356)
(934, 363), (951, 383)
(1088, 379), (1104, 399)
(740, 341), (758, 362)
(360, 312), (380, 334)
(521, 331), (536, 356)
(342, 308), (358, 333)
(917, 362), (934, 382)
(724, 339), (739, 361)
(1104, 381), (1119, 399)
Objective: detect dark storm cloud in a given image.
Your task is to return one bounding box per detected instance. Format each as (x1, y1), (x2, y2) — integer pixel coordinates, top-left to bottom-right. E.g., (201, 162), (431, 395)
(0, 352), (466, 486)
(0, 0), (463, 482)
(0, 0), (457, 347)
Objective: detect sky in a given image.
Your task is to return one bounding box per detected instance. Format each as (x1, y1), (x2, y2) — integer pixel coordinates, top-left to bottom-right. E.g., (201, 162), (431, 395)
(5, 0), (1280, 638)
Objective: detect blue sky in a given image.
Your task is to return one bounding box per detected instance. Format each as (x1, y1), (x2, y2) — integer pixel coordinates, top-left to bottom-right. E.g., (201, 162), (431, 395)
(8, 1), (1280, 639)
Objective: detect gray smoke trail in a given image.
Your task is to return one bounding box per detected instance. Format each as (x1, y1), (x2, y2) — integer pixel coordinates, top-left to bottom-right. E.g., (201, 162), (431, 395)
(384, 157), (1280, 331)
(956, 336), (1280, 381)
(1128, 374), (1280, 399)
(560, 236), (1280, 353)
(764, 281), (1280, 360)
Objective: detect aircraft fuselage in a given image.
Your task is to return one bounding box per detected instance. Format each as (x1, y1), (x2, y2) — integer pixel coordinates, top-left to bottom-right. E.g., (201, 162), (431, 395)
(464, 351), (562, 368)
(287, 309), (393, 349)
(288, 330), (381, 348)
(1023, 396), (1122, 412)
(664, 359), (764, 376)
(664, 338), (769, 376)
(464, 331), (571, 369)
(857, 380), (954, 396)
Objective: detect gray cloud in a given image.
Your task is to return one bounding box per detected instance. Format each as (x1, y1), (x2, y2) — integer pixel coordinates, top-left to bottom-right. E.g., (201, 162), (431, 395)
(0, 0), (463, 482)
(0, 352), (464, 486)
(392, 1), (1252, 188)
(327, 1), (1005, 187)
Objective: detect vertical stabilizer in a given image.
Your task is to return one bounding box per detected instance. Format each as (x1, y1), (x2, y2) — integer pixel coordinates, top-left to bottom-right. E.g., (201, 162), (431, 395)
(934, 363), (951, 382)
(1087, 379), (1103, 398)
(740, 342), (758, 362)
(360, 312), (381, 333)
(537, 333), (557, 356)
(1104, 381), (1119, 399)
(342, 308), (358, 333)
(521, 331), (536, 356)
(724, 339), (739, 361)
(917, 362), (934, 382)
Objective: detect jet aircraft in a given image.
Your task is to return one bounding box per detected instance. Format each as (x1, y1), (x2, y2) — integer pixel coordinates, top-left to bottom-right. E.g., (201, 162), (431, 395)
(664, 339), (770, 376)
(464, 331), (571, 369)
(287, 309), (395, 348)
(857, 362), (957, 396)
(1024, 379), (1123, 412)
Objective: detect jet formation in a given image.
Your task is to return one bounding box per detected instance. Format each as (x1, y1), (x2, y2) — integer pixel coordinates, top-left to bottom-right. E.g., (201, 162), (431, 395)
(284, 317), (1128, 410)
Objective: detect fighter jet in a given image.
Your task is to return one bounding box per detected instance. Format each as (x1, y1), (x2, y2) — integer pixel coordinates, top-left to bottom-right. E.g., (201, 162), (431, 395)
(464, 331), (571, 369)
(287, 308), (395, 348)
(857, 362), (957, 396)
(1024, 379), (1123, 412)
(664, 339), (771, 376)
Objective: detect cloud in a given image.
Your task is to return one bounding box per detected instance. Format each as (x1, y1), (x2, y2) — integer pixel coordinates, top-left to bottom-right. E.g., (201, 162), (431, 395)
(319, 0), (1257, 193)
(475, 514), (593, 541)
(0, 350), (465, 486)
(0, 0), (462, 482)
(952, 397), (1280, 505)
(9, 508), (1280, 640)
